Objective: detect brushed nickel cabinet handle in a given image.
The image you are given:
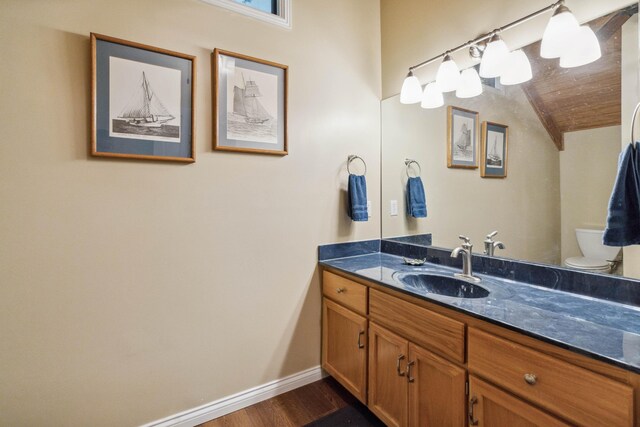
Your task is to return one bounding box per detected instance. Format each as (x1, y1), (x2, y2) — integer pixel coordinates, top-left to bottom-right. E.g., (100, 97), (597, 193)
(357, 330), (365, 349)
(524, 373), (537, 385)
(336, 287), (346, 293)
(468, 396), (478, 425)
(407, 360), (415, 383)
(396, 354), (406, 376)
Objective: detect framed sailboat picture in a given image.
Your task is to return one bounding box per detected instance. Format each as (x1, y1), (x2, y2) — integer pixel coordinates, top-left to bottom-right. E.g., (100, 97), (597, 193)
(447, 106), (479, 169)
(91, 33), (196, 162)
(481, 121), (508, 178)
(213, 49), (288, 155)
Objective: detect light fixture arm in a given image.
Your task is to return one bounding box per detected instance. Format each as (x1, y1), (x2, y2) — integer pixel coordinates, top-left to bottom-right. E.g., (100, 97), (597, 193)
(408, 0), (564, 73)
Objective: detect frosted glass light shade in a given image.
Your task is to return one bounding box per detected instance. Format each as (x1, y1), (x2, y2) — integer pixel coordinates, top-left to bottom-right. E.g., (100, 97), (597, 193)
(559, 26), (601, 68)
(436, 54), (460, 92)
(456, 68), (483, 98)
(540, 5), (579, 59)
(500, 50), (532, 85)
(400, 71), (423, 104)
(421, 82), (444, 109)
(480, 34), (509, 78)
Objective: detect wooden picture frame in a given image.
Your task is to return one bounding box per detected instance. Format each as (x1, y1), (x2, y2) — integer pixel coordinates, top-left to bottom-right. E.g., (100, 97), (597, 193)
(91, 33), (196, 162)
(481, 121), (509, 178)
(447, 106), (479, 169)
(213, 49), (288, 156)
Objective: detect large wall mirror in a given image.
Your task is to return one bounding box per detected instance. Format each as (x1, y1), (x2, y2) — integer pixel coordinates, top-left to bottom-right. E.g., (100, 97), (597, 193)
(381, 2), (640, 278)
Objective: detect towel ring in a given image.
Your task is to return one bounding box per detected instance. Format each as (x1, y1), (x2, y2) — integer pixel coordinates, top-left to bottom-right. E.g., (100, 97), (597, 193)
(631, 101), (640, 148)
(347, 155), (367, 176)
(405, 159), (421, 178)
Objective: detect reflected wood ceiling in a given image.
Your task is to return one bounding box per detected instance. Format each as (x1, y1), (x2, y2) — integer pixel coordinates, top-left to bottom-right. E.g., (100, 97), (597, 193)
(520, 5), (637, 151)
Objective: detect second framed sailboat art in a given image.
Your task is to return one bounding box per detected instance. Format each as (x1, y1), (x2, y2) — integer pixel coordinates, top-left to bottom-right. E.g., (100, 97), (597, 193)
(213, 49), (288, 155)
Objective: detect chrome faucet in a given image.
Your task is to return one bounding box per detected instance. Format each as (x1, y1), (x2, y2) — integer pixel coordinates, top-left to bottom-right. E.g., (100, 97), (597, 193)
(483, 231), (505, 257)
(451, 235), (481, 283)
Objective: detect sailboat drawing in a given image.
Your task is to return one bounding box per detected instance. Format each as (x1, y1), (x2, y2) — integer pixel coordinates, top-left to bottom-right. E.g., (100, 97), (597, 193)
(232, 74), (272, 125)
(226, 67), (278, 144)
(117, 72), (175, 127)
(455, 122), (472, 156)
(487, 135), (502, 167)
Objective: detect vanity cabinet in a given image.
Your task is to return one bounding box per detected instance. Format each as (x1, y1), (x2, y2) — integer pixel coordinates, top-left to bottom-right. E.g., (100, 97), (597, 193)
(321, 268), (638, 427)
(368, 322), (466, 427)
(468, 328), (634, 427)
(321, 272), (368, 403)
(468, 375), (570, 426)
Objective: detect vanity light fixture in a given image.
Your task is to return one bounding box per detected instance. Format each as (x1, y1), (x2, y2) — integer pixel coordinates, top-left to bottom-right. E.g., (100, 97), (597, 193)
(540, 5), (579, 58)
(399, 0), (602, 105)
(456, 68), (483, 98)
(479, 34), (509, 78)
(400, 70), (423, 104)
(436, 53), (461, 92)
(500, 49), (533, 85)
(421, 82), (444, 109)
(559, 25), (601, 68)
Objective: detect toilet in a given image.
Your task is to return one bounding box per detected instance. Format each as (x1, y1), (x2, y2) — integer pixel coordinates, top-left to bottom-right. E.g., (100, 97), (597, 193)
(564, 228), (621, 273)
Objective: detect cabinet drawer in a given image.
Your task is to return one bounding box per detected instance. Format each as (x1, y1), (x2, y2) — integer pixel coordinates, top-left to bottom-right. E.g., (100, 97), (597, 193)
(369, 289), (465, 364)
(468, 328), (634, 427)
(323, 271), (367, 315)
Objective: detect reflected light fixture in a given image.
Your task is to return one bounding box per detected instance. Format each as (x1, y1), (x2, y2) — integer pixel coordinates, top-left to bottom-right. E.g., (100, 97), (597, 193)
(479, 34), (509, 78)
(456, 68), (483, 98)
(540, 5), (579, 58)
(436, 54), (461, 92)
(400, 70), (423, 104)
(500, 50), (533, 85)
(399, 1), (602, 107)
(559, 25), (601, 68)
(421, 82), (444, 109)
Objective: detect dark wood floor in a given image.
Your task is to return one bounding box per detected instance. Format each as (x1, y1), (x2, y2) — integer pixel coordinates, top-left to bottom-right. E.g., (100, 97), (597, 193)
(198, 377), (362, 427)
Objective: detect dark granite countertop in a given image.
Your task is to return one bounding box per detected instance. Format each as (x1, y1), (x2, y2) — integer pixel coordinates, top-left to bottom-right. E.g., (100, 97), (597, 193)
(320, 252), (640, 374)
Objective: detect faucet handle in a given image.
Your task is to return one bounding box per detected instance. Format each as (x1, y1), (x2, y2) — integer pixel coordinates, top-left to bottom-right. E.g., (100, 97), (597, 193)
(458, 235), (472, 245)
(486, 230), (498, 240)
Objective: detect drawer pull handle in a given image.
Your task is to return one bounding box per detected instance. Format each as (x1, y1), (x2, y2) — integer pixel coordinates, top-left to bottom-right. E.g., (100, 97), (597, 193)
(357, 330), (365, 349)
(524, 373), (537, 385)
(468, 396), (478, 425)
(407, 360), (415, 383)
(336, 287), (346, 293)
(396, 354), (406, 376)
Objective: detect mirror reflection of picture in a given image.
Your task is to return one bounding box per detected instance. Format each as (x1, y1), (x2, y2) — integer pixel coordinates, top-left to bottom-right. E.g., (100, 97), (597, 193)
(447, 106), (478, 168)
(481, 122), (508, 178)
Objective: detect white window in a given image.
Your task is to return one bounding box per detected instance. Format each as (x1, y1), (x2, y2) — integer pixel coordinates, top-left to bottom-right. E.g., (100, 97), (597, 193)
(201, 0), (291, 29)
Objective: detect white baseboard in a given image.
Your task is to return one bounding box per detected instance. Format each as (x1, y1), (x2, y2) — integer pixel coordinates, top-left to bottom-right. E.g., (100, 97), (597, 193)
(141, 366), (326, 427)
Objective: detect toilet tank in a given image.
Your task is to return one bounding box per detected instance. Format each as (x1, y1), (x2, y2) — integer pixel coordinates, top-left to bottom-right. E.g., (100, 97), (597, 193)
(576, 228), (621, 260)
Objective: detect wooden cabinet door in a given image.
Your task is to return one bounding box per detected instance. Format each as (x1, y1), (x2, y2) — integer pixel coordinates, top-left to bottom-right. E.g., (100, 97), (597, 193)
(368, 322), (409, 427)
(468, 376), (571, 427)
(322, 298), (367, 403)
(408, 343), (466, 427)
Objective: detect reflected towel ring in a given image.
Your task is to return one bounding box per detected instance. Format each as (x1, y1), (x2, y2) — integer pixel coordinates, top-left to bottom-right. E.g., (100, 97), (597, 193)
(347, 155), (367, 176)
(405, 159), (422, 178)
(631, 101), (640, 148)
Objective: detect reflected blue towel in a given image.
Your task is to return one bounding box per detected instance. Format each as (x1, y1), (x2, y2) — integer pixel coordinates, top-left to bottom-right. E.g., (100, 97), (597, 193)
(603, 143), (640, 246)
(406, 177), (427, 218)
(348, 174), (368, 222)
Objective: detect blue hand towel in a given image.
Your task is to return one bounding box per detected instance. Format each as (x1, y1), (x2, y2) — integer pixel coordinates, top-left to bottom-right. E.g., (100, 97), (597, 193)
(406, 176), (427, 218)
(603, 143), (640, 246)
(348, 174), (368, 221)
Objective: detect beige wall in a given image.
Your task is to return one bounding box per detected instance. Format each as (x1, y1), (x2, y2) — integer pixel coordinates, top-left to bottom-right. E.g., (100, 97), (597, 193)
(381, 85), (561, 264)
(381, 0), (635, 99)
(0, 1), (381, 426)
(560, 127), (621, 262)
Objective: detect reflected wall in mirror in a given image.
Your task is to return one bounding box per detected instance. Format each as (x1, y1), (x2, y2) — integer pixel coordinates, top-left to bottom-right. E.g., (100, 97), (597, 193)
(381, 4), (640, 279)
